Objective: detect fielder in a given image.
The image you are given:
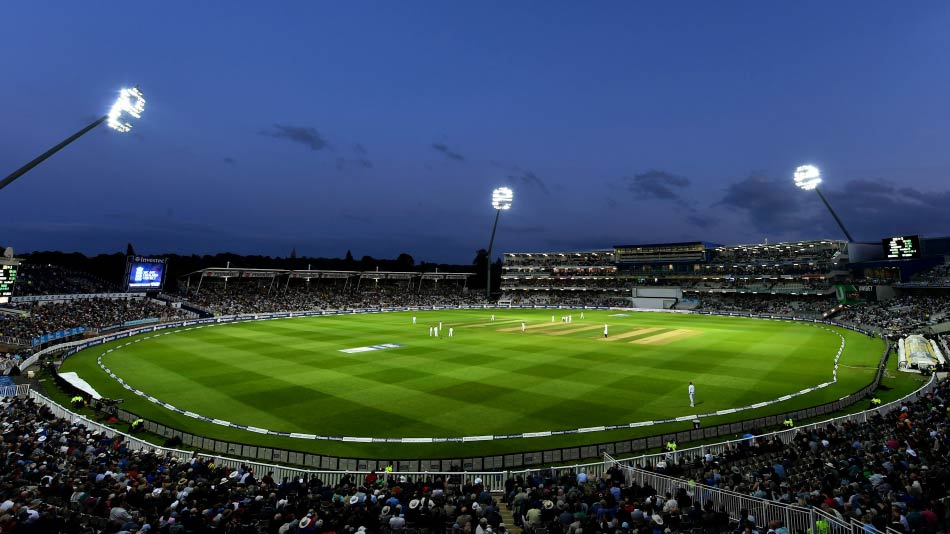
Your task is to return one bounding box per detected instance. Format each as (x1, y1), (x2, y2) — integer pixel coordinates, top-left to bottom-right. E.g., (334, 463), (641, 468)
(580, 311), (584, 319)
(689, 381), (695, 407)
(491, 314), (495, 321)
(428, 326), (433, 336)
(521, 321), (526, 333)
(448, 327), (454, 337)
(412, 316), (417, 325)
(603, 324), (608, 338)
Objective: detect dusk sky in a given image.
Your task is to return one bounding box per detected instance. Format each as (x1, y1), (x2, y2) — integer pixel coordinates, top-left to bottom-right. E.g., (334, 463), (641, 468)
(3, 2), (950, 263)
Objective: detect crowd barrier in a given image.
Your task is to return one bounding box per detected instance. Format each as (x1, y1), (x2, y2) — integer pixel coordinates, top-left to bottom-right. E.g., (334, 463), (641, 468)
(22, 370), (934, 533)
(38, 305), (891, 468)
(28, 389), (507, 492)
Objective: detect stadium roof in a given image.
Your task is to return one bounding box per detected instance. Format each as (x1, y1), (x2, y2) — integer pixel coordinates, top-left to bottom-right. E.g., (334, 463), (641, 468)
(613, 241), (722, 249)
(181, 267), (474, 279)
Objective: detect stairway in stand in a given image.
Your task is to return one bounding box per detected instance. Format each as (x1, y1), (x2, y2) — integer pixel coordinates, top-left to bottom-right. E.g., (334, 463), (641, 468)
(499, 506), (521, 534)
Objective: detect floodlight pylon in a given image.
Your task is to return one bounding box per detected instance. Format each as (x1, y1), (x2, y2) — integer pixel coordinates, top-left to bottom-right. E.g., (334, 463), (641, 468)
(0, 87), (145, 192)
(793, 165), (854, 242)
(486, 187), (514, 300)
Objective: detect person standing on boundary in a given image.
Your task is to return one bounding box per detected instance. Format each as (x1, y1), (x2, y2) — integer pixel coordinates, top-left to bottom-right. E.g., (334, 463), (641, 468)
(521, 321), (526, 333)
(604, 324), (609, 338)
(412, 316), (416, 325)
(688, 381), (695, 407)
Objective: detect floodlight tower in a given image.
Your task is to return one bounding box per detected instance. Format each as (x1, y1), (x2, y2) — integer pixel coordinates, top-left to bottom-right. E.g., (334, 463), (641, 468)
(793, 164), (854, 242)
(486, 187), (513, 300)
(0, 87), (146, 191)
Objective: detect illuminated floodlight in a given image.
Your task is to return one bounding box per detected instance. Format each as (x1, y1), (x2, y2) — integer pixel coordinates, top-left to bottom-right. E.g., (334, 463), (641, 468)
(107, 87), (147, 133)
(793, 164), (821, 191)
(491, 187), (514, 210)
(793, 163), (854, 242)
(1, 85), (149, 191)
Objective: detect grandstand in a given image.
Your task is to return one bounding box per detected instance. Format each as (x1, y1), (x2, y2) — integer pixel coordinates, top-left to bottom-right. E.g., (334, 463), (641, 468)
(179, 267), (480, 314)
(501, 240), (846, 310)
(1, 244), (948, 534)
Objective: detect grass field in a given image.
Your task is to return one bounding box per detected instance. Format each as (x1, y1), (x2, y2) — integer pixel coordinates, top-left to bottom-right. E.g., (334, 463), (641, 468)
(59, 309), (887, 458)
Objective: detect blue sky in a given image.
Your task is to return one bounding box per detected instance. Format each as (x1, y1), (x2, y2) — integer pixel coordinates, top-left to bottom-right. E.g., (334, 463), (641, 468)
(3, 2), (950, 262)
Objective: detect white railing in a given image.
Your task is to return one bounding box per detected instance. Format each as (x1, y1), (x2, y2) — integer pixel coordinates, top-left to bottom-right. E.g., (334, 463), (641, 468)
(606, 452), (861, 534)
(28, 388), (506, 491)
(0, 384), (31, 398)
(600, 373), (936, 471)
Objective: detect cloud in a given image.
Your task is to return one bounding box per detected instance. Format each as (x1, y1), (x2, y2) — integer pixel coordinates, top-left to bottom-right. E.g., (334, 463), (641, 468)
(623, 170), (691, 201)
(608, 169), (715, 227)
(687, 214), (719, 229)
(717, 171), (816, 234)
(432, 142), (465, 162)
(262, 124), (329, 151)
(824, 179), (950, 238)
(717, 173), (950, 239)
(491, 161), (550, 194)
(223, 156), (236, 164)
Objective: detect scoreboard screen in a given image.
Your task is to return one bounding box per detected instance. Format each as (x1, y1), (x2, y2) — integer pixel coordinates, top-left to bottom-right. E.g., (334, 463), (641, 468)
(0, 264), (17, 304)
(882, 235), (922, 259)
(126, 256), (167, 291)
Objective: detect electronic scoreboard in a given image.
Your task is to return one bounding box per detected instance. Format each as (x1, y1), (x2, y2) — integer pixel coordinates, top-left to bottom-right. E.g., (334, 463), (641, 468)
(882, 235), (922, 259)
(0, 263), (18, 304)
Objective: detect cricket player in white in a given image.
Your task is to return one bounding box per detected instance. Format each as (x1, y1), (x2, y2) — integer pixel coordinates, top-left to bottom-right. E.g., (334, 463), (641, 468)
(688, 381), (695, 407)
(491, 314), (495, 321)
(412, 316), (416, 325)
(580, 311), (584, 319)
(551, 315), (555, 322)
(448, 327), (454, 337)
(521, 322), (526, 333)
(439, 321), (442, 330)
(434, 327), (439, 337)
(428, 326), (433, 336)
(603, 324), (609, 338)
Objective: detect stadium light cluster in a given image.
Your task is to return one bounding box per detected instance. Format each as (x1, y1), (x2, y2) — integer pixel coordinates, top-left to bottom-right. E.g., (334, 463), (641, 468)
(1, 85), (147, 192)
(107, 87), (147, 133)
(793, 163), (854, 242)
(492, 187), (514, 210)
(793, 164), (822, 191)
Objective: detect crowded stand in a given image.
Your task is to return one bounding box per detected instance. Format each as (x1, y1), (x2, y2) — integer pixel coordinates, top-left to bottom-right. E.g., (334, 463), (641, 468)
(834, 296), (950, 337)
(902, 264), (950, 288)
(12, 264), (119, 296)
(0, 394), (513, 534)
(181, 279), (485, 316)
(619, 378), (948, 534)
(695, 295), (834, 318)
(0, 299), (188, 344)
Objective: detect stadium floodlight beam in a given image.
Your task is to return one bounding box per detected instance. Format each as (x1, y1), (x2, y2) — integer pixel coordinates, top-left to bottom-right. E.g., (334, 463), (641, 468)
(793, 164), (854, 242)
(486, 187), (514, 299)
(0, 86), (146, 192)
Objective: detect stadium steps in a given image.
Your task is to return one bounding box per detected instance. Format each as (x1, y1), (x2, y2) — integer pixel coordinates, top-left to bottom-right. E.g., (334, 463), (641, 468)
(499, 507), (521, 534)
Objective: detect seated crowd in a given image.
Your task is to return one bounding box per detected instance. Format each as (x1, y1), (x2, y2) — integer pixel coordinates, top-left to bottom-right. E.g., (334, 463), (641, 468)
(835, 296), (950, 337)
(625, 379), (949, 534)
(12, 264), (119, 296)
(181, 282), (485, 316)
(695, 295), (834, 317)
(0, 394), (512, 533)
(0, 299), (189, 344)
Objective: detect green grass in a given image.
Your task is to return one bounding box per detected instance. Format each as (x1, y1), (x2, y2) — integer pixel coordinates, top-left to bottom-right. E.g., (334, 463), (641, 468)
(59, 310), (886, 458)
